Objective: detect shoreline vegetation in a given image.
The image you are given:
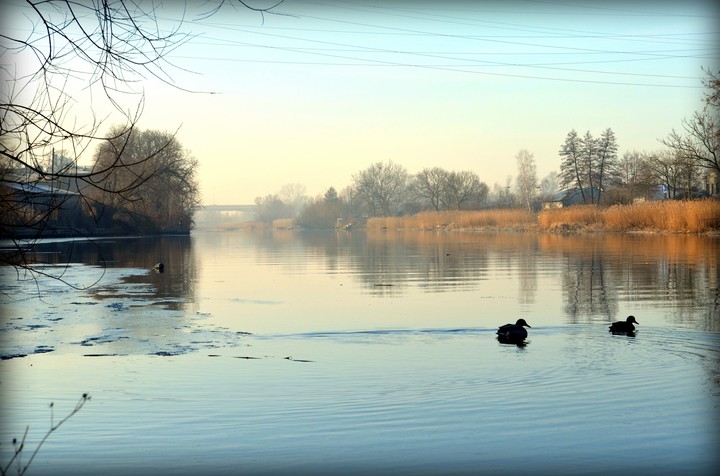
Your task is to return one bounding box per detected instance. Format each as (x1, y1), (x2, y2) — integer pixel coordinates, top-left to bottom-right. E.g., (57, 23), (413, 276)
(219, 200), (720, 235)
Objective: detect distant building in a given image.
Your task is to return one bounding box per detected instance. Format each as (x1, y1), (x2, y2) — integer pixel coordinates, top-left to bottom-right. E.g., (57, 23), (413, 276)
(705, 171), (719, 197)
(542, 188), (600, 209)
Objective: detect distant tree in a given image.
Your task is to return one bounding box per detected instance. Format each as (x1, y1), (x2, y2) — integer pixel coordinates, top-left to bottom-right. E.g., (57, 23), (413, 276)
(254, 194), (293, 222)
(644, 150), (699, 199)
(539, 171), (560, 202)
(352, 161), (409, 217)
(296, 187), (342, 228)
(278, 183), (308, 217)
(324, 186), (339, 203)
(445, 170), (487, 210)
(489, 176), (515, 208)
(0, 0), (281, 275)
(558, 128), (618, 204)
(413, 167), (450, 211)
(515, 149), (538, 211)
(298, 187), (344, 229)
(594, 128), (619, 203)
(581, 130), (598, 203)
(558, 129), (588, 202)
(90, 126), (200, 233)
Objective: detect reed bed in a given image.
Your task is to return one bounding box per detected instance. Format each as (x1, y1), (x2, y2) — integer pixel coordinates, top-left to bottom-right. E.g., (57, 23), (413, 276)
(366, 209), (536, 230)
(365, 200), (719, 234)
(602, 200), (720, 233)
(538, 205), (604, 231)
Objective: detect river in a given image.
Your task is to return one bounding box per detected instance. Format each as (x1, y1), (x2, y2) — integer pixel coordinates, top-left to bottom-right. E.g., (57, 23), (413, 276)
(1, 230), (718, 475)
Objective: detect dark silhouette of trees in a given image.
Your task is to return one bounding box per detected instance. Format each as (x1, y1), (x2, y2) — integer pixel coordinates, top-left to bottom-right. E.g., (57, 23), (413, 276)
(89, 126), (200, 233)
(1, 0), (281, 275)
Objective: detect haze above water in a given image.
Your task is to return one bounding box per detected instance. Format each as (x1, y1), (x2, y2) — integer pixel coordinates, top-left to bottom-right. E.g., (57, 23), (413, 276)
(1, 231), (719, 475)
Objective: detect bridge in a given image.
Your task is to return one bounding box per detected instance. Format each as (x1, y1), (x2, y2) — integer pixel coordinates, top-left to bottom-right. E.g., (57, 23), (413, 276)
(199, 204), (257, 213)
(194, 204), (257, 228)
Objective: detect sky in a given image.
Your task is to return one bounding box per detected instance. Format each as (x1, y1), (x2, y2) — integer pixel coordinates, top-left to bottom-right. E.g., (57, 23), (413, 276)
(4, 0), (719, 205)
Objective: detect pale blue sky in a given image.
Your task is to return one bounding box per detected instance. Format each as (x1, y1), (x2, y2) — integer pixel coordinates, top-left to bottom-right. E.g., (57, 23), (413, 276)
(5, 0), (719, 204)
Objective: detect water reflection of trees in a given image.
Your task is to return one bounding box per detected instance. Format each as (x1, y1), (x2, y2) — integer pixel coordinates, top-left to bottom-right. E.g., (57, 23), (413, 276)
(215, 230), (718, 328)
(289, 230), (543, 298)
(317, 231), (716, 327)
(539, 234), (719, 328)
(23, 236), (197, 311)
(94, 236), (197, 312)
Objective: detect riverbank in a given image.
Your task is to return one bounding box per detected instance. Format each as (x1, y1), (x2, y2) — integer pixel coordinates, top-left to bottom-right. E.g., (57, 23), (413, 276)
(207, 200), (720, 235)
(366, 200), (720, 234)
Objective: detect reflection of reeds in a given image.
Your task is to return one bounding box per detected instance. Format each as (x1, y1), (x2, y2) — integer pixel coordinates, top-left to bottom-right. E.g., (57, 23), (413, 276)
(367, 209), (536, 230)
(366, 201), (720, 233)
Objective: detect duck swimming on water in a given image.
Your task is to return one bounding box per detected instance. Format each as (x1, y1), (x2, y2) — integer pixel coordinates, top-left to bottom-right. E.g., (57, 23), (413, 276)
(609, 315), (639, 333)
(497, 319), (531, 341)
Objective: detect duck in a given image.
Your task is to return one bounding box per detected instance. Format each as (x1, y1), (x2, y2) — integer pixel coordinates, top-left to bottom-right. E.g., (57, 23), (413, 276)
(609, 315), (639, 333)
(497, 319), (531, 341)
(153, 262), (165, 273)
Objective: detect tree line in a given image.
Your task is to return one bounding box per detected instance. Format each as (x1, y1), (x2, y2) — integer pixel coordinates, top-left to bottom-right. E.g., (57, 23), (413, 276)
(255, 69), (719, 228)
(1, 126), (200, 240)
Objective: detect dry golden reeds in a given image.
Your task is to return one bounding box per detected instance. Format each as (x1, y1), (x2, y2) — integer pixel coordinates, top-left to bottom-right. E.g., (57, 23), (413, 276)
(603, 200), (720, 233)
(538, 205), (604, 231)
(364, 200), (719, 234)
(366, 209), (536, 230)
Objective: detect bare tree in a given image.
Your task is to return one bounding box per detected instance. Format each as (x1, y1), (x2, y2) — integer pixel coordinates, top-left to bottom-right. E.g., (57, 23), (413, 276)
(515, 149), (538, 211)
(413, 167), (449, 211)
(444, 170), (487, 210)
(490, 176), (515, 208)
(644, 150), (698, 199)
(254, 194), (293, 222)
(90, 126), (200, 233)
(352, 160), (409, 217)
(1, 0), (281, 277)
(277, 183), (308, 217)
(662, 68), (720, 178)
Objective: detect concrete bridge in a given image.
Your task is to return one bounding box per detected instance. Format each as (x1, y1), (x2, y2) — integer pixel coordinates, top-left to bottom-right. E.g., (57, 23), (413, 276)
(194, 204), (257, 227)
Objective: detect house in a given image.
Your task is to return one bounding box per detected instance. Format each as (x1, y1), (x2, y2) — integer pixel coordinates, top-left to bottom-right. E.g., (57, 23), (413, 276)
(542, 188), (600, 209)
(1, 180), (88, 237)
(705, 171), (719, 197)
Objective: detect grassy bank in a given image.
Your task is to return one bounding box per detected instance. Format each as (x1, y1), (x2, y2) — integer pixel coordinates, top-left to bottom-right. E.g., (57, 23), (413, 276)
(366, 200), (720, 234)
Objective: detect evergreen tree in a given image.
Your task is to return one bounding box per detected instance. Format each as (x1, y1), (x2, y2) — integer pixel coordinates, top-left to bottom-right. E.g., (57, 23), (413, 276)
(558, 129), (588, 203)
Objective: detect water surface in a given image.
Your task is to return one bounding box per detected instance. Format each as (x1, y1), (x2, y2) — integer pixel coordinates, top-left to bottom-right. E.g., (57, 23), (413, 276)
(1, 231), (718, 475)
